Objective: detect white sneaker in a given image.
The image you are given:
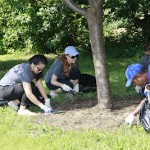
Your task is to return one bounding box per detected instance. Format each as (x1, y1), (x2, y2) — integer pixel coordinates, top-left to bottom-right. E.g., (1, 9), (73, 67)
(125, 114), (135, 126)
(18, 109), (37, 116)
(8, 101), (19, 111)
(50, 91), (58, 98)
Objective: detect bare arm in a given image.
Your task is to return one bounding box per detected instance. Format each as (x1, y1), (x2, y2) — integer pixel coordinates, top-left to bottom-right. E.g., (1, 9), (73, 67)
(51, 74), (63, 88)
(22, 82), (43, 107)
(36, 79), (48, 99)
(132, 98), (146, 116)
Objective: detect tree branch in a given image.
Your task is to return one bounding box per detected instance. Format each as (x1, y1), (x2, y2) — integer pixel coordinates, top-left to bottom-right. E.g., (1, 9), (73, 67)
(88, 0), (104, 7)
(97, 0), (104, 6)
(63, 0), (87, 17)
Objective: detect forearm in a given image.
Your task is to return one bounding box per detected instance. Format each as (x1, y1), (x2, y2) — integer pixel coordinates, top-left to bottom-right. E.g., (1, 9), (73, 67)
(133, 98), (146, 116)
(36, 81), (48, 99)
(22, 81), (44, 108)
(27, 93), (43, 107)
(51, 79), (63, 88)
(70, 79), (79, 86)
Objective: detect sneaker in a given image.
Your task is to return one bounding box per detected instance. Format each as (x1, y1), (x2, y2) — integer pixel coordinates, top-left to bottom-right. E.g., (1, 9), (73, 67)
(18, 109), (37, 116)
(8, 101), (19, 111)
(125, 114), (135, 126)
(50, 91), (58, 98)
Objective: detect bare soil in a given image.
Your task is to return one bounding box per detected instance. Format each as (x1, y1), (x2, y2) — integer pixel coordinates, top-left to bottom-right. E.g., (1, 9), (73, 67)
(34, 95), (143, 130)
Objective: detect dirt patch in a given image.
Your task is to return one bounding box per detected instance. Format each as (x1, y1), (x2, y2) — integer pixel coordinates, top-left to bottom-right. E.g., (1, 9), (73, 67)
(34, 95), (143, 130)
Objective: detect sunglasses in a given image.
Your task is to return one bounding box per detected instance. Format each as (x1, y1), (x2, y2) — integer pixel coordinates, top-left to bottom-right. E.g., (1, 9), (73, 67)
(68, 55), (78, 59)
(36, 65), (44, 72)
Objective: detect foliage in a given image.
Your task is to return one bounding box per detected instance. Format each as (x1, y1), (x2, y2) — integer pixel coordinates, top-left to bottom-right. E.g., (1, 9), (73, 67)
(0, 0), (150, 57)
(103, 0), (150, 58)
(0, 0), (89, 54)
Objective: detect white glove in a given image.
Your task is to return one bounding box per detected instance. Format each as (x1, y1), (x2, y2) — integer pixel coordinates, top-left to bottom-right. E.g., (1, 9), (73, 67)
(45, 98), (50, 108)
(135, 86), (142, 94)
(125, 114), (135, 126)
(40, 104), (54, 114)
(144, 84), (150, 103)
(73, 84), (79, 93)
(62, 84), (72, 92)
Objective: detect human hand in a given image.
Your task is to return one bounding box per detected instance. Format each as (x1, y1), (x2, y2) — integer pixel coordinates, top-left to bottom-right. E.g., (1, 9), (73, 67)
(125, 114), (135, 126)
(144, 84), (150, 103)
(45, 98), (50, 108)
(40, 104), (54, 114)
(135, 86), (142, 94)
(144, 84), (150, 96)
(73, 84), (79, 93)
(62, 84), (72, 92)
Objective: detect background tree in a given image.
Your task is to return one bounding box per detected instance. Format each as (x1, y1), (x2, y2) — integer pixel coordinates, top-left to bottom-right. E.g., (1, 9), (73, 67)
(63, 0), (113, 109)
(0, 0), (149, 57)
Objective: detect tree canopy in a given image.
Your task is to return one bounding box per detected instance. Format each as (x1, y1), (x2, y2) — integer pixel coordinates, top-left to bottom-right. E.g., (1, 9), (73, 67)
(0, 0), (149, 56)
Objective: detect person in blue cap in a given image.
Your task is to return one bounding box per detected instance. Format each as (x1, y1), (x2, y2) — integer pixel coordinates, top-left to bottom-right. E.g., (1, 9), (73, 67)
(125, 41), (150, 126)
(125, 63), (144, 87)
(125, 64), (150, 125)
(45, 46), (80, 98)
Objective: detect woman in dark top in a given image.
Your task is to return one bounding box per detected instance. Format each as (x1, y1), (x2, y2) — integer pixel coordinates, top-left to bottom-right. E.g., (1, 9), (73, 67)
(0, 55), (53, 115)
(45, 46), (80, 97)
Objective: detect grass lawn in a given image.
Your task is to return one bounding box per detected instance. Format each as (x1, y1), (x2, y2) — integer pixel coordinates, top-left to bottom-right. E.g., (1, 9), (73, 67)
(0, 52), (148, 150)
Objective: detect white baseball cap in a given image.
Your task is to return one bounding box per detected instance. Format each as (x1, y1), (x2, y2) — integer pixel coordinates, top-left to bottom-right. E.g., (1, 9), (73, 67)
(64, 46), (79, 56)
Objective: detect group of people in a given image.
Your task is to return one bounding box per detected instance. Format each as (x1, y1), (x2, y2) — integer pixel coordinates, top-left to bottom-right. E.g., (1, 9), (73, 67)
(1, 41), (150, 119)
(0, 46), (80, 115)
(125, 41), (150, 125)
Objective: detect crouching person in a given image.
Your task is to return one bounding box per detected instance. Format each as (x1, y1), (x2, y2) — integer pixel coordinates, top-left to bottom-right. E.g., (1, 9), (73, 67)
(45, 46), (80, 98)
(0, 55), (54, 115)
(125, 63), (149, 125)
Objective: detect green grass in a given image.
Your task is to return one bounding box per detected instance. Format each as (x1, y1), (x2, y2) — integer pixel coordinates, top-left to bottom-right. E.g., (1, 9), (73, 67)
(0, 107), (149, 150)
(0, 52), (147, 149)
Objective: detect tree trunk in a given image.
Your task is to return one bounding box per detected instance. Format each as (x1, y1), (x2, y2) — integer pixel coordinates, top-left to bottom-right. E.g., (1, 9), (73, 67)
(86, 5), (113, 109)
(63, 0), (113, 109)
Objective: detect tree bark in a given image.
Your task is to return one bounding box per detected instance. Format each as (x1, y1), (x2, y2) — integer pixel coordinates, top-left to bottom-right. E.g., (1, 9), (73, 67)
(63, 0), (113, 109)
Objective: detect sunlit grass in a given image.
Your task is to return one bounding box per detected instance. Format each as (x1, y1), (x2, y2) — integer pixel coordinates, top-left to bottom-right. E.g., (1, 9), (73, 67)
(0, 106), (149, 150)
(0, 52), (147, 149)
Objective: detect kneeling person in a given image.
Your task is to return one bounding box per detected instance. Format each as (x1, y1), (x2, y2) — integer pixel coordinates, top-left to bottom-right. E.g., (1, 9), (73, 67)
(0, 55), (53, 115)
(45, 46), (80, 98)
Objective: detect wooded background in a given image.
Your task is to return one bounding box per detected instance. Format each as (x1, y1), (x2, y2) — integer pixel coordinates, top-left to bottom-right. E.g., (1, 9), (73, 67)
(0, 0), (149, 57)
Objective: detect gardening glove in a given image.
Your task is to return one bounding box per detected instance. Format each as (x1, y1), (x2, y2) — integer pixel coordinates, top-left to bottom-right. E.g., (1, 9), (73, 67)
(62, 84), (72, 92)
(45, 98), (51, 108)
(135, 86), (143, 94)
(40, 104), (54, 114)
(144, 84), (150, 103)
(73, 84), (79, 93)
(125, 114), (135, 126)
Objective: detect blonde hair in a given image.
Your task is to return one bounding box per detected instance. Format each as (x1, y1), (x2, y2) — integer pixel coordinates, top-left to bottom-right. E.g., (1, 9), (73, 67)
(60, 54), (77, 77)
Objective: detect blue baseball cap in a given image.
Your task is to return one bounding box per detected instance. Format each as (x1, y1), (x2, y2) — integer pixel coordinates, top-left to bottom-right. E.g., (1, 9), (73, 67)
(125, 63), (143, 87)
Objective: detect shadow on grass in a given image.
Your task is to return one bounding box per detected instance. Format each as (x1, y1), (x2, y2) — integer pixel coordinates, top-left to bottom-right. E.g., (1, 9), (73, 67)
(0, 59), (24, 70)
(52, 94), (144, 112)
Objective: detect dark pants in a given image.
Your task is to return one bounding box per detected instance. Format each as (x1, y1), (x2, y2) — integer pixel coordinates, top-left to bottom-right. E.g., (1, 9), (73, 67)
(0, 82), (41, 106)
(46, 68), (80, 90)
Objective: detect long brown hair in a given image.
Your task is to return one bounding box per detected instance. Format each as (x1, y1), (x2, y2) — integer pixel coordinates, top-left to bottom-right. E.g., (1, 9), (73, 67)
(60, 54), (77, 77)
